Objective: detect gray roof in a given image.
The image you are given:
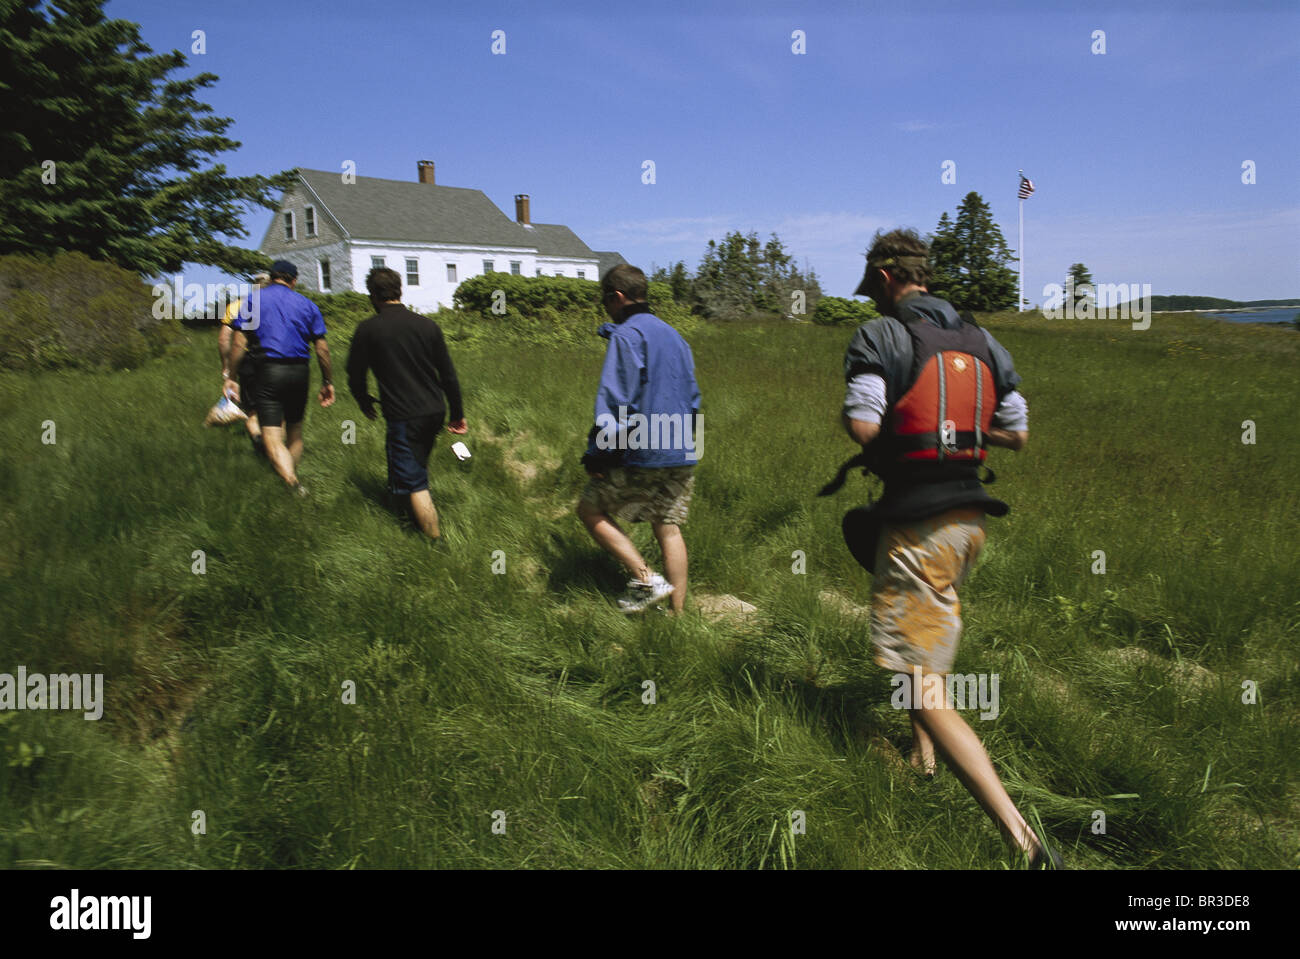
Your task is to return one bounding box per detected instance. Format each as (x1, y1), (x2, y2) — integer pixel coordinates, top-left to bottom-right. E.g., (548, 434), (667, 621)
(526, 223), (595, 258)
(595, 250), (628, 277)
(296, 168), (597, 257)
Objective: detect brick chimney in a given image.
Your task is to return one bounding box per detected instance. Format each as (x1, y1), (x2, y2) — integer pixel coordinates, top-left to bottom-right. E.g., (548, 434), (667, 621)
(417, 160), (435, 185)
(514, 194), (531, 226)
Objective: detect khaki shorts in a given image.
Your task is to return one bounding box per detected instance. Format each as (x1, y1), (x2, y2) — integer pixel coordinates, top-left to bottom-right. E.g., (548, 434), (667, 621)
(869, 507), (986, 674)
(580, 465), (696, 525)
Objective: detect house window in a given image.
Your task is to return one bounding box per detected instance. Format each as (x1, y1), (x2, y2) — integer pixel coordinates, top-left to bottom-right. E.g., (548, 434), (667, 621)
(283, 211), (295, 241)
(319, 259), (331, 291)
(304, 206), (316, 237)
(406, 258), (420, 286)
(483, 260), (494, 274)
(577, 270), (586, 279)
(446, 263), (457, 283)
(536, 268), (542, 277)
(371, 256), (386, 270)
(510, 261), (521, 275)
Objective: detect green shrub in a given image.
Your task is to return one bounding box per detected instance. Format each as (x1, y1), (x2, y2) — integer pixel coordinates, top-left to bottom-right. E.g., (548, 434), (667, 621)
(647, 281), (699, 336)
(0, 251), (177, 371)
(299, 290), (377, 342)
(454, 274), (602, 322)
(812, 295), (880, 326)
(302, 275), (701, 351)
(449, 274), (699, 347)
(0, 288), (68, 369)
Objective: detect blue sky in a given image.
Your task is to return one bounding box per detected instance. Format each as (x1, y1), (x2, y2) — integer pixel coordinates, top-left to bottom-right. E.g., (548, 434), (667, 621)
(107, 0), (1300, 302)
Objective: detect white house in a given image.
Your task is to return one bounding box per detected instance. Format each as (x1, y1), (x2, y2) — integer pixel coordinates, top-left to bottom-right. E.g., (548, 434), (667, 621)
(258, 161), (625, 312)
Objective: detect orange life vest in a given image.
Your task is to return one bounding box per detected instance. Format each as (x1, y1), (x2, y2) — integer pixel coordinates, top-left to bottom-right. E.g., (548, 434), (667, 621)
(874, 315), (999, 482)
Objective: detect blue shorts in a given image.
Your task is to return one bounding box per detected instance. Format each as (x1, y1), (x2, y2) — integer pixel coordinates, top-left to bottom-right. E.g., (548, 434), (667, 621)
(385, 415), (442, 494)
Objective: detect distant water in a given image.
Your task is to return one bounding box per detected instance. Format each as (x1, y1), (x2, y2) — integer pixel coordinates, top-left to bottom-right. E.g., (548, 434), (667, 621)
(1208, 307), (1298, 325)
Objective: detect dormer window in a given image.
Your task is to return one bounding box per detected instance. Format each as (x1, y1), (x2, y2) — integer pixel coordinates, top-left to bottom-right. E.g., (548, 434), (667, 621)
(283, 211), (295, 241)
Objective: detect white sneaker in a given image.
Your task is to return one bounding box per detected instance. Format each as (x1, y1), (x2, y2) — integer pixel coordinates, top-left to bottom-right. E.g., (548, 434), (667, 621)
(617, 574), (675, 614)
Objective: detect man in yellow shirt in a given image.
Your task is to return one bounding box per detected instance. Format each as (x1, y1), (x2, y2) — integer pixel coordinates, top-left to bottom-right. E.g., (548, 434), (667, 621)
(218, 273), (269, 451)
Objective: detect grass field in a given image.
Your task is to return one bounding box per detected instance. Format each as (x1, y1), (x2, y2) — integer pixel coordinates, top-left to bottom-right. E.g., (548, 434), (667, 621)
(0, 309), (1296, 869)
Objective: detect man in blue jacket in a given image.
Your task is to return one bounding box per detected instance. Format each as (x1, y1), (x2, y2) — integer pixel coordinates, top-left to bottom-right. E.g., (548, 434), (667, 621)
(578, 264), (701, 614)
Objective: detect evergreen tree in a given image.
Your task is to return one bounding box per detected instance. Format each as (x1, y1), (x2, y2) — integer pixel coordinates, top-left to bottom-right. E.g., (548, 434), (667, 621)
(667, 260), (693, 307)
(0, 0), (292, 276)
(1067, 263), (1096, 311)
(650, 260), (698, 310)
(692, 230), (821, 320)
(927, 211), (962, 301)
(927, 193), (1018, 311)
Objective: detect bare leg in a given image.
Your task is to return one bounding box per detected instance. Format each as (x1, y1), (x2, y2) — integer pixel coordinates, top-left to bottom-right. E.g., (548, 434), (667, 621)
(286, 421), (304, 467)
(261, 425), (299, 487)
(409, 489), (440, 539)
(651, 522), (687, 613)
(905, 671), (1040, 857)
(909, 711), (937, 777)
(577, 500), (650, 583)
(244, 413), (262, 442)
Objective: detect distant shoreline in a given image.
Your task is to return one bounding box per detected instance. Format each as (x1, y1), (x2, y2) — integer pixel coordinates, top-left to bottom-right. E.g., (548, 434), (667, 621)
(1152, 306), (1299, 315)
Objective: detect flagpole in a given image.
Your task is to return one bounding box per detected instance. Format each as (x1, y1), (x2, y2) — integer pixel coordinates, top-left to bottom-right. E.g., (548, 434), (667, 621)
(1018, 169), (1025, 312)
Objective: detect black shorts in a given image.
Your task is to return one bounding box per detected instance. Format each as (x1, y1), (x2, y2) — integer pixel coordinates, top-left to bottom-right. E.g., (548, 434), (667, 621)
(385, 414), (443, 494)
(254, 360), (309, 428)
(235, 355), (260, 417)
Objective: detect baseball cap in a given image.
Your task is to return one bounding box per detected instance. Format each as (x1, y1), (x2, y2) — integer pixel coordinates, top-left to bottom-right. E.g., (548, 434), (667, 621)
(270, 259), (298, 278)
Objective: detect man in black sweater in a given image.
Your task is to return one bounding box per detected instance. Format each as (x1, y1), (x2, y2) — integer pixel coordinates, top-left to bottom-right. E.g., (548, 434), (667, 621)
(346, 267), (467, 539)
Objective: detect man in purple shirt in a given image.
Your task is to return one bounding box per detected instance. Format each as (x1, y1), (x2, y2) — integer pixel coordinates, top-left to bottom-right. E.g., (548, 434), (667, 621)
(227, 260), (335, 494)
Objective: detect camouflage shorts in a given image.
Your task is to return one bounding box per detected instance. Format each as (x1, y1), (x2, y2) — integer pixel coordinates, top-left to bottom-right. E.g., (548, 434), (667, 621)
(869, 507), (986, 674)
(580, 466), (696, 525)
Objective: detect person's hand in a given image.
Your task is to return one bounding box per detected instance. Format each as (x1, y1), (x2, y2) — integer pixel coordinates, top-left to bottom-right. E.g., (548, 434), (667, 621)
(223, 377), (239, 402)
(447, 418), (467, 435)
(319, 383), (336, 408)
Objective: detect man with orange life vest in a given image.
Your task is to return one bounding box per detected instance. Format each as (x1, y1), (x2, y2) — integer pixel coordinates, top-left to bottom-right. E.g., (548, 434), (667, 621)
(838, 227), (1059, 868)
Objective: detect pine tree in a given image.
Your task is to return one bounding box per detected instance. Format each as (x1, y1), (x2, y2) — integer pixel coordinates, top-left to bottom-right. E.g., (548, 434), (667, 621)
(667, 260), (693, 306)
(927, 211), (962, 301)
(1067, 263), (1096, 312)
(691, 231), (822, 320)
(928, 193), (1018, 311)
(0, 0), (292, 276)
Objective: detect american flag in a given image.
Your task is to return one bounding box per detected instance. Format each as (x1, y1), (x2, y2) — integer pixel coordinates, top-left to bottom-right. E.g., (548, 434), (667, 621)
(1018, 174), (1035, 199)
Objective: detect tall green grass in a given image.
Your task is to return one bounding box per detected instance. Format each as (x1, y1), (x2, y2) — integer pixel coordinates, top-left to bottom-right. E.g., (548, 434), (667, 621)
(0, 311), (1295, 868)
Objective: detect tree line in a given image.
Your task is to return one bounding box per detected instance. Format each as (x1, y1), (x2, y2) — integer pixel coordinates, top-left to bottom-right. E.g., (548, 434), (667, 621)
(651, 233), (824, 322)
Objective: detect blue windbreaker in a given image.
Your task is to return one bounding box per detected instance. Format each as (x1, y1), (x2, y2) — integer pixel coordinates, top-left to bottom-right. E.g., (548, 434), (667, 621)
(586, 308), (702, 468)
